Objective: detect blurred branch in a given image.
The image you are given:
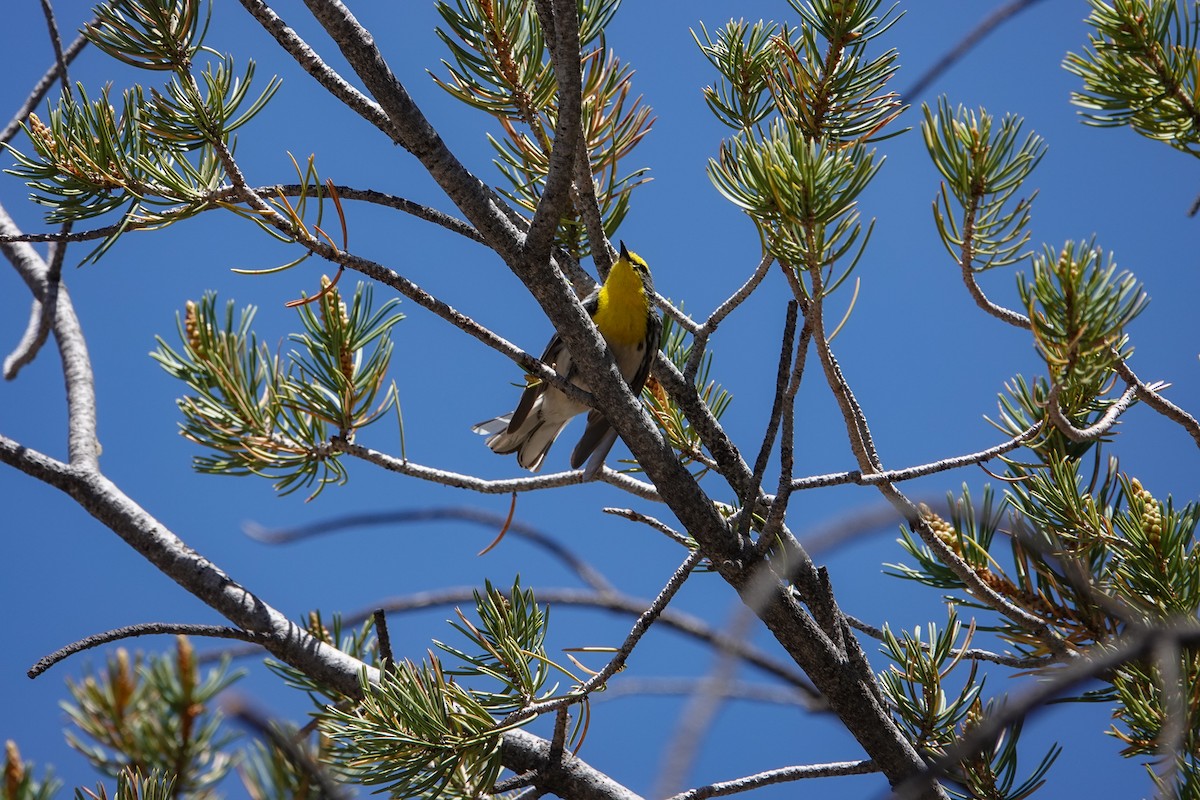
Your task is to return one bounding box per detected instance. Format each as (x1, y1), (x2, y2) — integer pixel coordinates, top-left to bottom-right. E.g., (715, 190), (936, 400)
(226, 586), (821, 701)
(594, 677), (813, 707)
(245, 506), (616, 594)
(892, 620), (1200, 800)
(904, 0), (1048, 100)
(0, 16), (92, 144)
(225, 696), (350, 800)
(845, 615), (1049, 670)
(655, 604), (755, 798)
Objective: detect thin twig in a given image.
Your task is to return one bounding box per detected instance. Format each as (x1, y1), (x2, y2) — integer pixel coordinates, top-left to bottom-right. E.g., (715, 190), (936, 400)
(0, 183), (485, 247)
(548, 706), (570, 781)
(737, 301), (798, 546)
(492, 771), (539, 794)
(684, 253), (774, 384)
(789, 424), (1041, 491)
(757, 314), (812, 555)
(29, 622), (259, 678)
(791, 267), (883, 473)
(373, 609), (394, 667)
(663, 759), (877, 800)
(655, 293), (702, 335)
(602, 507), (693, 548)
(956, 197), (1032, 329)
(330, 439), (661, 501)
(38, 0), (71, 97)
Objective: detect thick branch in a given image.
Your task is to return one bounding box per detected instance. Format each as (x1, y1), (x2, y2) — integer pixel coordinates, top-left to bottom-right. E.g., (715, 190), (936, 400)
(0, 205), (97, 468)
(501, 729), (645, 800)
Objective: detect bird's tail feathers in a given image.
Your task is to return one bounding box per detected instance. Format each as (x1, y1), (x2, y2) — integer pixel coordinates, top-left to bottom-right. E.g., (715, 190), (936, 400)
(571, 411), (616, 471)
(471, 415), (512, 437)
(478, 410), (570, 472)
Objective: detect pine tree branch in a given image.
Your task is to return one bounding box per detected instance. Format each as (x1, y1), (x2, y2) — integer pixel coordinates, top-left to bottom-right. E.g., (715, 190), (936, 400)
(892, 620), (1200, 800)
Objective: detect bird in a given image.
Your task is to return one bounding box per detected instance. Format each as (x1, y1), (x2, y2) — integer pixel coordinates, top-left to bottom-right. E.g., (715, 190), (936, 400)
(473, 241), (661, 474)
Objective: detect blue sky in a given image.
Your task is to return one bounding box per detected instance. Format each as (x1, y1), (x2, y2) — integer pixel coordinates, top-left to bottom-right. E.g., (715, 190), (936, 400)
(2, 1), (1198, 798)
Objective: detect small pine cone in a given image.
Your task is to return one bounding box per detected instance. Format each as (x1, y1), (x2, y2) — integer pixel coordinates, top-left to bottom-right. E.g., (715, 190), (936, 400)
(5, 740), (25, 791)
(977, 569), (1022, 602)
(918, 504), (959, 549)
(184, 300), (203, 354)
(27, 113), (56, 157)
(338, 343), (355, 381)
(1130, 477), (1164, 548)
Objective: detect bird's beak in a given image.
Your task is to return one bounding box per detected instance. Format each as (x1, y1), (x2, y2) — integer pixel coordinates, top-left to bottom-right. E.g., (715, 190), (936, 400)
(619, 240), (630, 260)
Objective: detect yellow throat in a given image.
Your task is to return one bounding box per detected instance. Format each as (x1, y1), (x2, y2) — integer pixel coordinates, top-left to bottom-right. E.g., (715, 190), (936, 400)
(592, 252), (649, 347)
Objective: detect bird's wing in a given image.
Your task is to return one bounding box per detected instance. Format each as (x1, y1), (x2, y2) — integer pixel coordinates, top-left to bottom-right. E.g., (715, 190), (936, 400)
(631, 310), (663, 394)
